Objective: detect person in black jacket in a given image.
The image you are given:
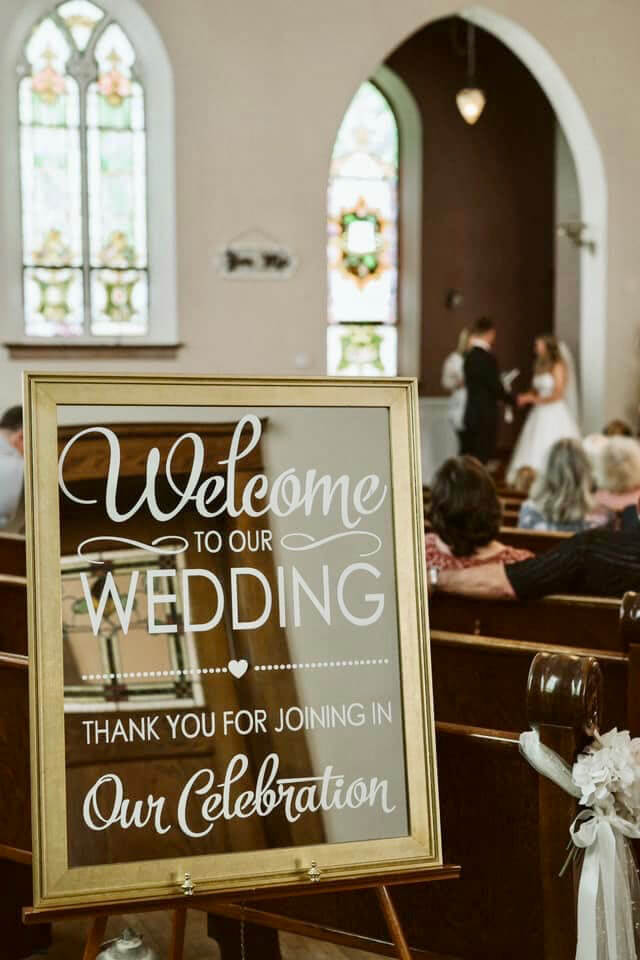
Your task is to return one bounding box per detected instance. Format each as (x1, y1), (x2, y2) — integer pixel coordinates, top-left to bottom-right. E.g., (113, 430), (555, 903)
(460, 316), (512, 464)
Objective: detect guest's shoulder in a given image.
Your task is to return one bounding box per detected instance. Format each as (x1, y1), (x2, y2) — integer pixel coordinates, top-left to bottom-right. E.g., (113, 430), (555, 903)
(460, 545), (533, 569)
(425, 532), (443, 563)
(425, 533), (460, 570)
(497, 545), (535, 564)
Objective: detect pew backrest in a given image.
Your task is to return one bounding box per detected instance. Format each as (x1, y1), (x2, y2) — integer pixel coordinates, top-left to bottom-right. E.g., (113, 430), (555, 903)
(0, 653), (31, 860)
(498, 526), (572, 554)
(0, 576), (27, 656)
(0, 533), (26, 578)
(429, 591), (622, 651)
(431, 628), (628, 732)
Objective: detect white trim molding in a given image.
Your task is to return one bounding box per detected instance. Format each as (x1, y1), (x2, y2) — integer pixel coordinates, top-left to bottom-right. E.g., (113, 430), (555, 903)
(462, 6), (607, 434)
(373, 65), (423, 379)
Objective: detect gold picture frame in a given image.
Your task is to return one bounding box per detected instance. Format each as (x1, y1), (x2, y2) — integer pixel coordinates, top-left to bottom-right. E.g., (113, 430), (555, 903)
(24, 372), (441, 913)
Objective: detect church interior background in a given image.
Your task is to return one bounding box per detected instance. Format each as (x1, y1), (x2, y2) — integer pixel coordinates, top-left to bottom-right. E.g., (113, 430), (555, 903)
(1, 0), (637, 481)
(2, 2), (640, 958)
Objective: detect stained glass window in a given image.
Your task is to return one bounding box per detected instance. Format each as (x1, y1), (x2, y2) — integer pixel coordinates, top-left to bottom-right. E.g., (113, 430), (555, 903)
(19, 3), (149, 338)
(327, 81), (398, 376)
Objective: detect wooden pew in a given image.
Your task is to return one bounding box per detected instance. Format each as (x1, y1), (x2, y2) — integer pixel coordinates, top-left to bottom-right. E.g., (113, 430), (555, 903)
(0, 576), (27, 656)
(208, 652), (598, 959)
(0, 533), (26, 578)
(0, 652), (51, 957)
(501, 510), (520, 528)
(424, 522), (571, 556)
(431, 628), (627, 732)
(619, 592), (640, 736)
(496, 486), (527, 503)
(499, 495), (527, 509)
(429, 590), (621, 651)
(498, 526), (572, 555)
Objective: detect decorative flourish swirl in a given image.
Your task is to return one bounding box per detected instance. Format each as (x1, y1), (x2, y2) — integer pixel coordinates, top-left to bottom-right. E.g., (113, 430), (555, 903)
(77, 535), (189, 565)
(280, 531), (382, 558)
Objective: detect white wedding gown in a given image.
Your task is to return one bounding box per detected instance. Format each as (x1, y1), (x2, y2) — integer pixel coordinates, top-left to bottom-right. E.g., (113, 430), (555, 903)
(506, 371), (581, 484)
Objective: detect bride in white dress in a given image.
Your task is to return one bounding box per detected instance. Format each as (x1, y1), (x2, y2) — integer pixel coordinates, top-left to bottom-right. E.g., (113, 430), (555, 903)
(507, 335), (581, 484)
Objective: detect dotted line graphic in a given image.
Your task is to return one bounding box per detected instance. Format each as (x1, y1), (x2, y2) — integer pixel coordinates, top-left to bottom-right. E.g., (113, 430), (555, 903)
(81, 658), (390, 682)
(81, 667), (228, 681)
(254, 658), (390, 672)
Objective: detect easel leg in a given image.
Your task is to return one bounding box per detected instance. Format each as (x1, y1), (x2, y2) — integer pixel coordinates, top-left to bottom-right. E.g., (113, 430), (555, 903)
(170, 907), (187, 960)
(82, 915), (108, 960)
(376, 885), (412, 960)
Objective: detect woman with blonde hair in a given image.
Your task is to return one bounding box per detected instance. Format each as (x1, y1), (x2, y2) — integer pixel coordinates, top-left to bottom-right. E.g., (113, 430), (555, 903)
(592, 435), (640, 512)
(518, 438), (612, 532)
(507, 334), (581, 484)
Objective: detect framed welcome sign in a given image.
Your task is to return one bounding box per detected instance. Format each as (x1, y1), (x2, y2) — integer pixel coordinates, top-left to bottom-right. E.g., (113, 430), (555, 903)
(23, 373), (441, 912)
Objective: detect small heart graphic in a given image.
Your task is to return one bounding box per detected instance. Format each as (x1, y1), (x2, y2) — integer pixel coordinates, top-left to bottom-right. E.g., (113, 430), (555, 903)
(228, 659), (249, 679)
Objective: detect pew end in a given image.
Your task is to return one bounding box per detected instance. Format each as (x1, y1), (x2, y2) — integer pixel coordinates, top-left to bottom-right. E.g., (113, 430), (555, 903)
(620, 592), (640, 735)
(526, 652), (603, 960)
(0, 653), (51, 957)
(527, 651), (602, 741)
(0, 533), (26, 579)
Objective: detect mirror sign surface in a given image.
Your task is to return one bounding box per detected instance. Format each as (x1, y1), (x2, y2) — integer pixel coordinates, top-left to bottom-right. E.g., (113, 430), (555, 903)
(24, 375), (440, 911)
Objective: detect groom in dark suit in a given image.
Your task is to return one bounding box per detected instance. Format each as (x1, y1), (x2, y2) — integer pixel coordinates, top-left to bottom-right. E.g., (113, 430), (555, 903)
(460, 317), (513, 464)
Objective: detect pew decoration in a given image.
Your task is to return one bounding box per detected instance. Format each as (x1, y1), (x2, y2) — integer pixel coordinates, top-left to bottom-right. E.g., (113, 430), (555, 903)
(520, 727), (640, 960)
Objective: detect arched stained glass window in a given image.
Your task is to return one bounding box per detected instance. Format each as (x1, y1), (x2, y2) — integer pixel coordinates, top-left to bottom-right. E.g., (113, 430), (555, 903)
(327, 81), (399, 376)
(19, 2), (148, 338)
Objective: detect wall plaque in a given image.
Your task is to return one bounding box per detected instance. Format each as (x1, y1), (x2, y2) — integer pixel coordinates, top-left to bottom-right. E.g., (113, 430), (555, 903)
(216, 230), (297, 278)
(24, 373), (440, 911)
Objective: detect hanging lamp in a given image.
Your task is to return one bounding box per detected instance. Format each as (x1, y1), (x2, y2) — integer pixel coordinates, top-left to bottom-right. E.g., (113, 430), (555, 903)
(456, 23), (486, 125)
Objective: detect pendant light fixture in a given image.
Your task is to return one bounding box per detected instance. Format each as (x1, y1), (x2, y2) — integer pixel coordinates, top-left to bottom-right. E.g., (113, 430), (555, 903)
(456, 23), (486, 125)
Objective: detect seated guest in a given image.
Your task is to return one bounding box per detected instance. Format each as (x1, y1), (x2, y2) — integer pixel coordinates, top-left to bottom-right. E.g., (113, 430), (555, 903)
(592, 435), (640, 512)
(0, 405), (24, 531)
(513, 465), (537, 496)
(434, 524), (640, 601)
(518, 438), (612, 532)
(426, 456), (532, 570)
(583, 431), (609, 470)
(603, 418), (633, 437)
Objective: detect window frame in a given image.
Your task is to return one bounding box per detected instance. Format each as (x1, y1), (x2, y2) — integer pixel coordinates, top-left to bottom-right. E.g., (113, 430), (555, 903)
(326, 67), (422, 379)
(326, 78), (400, 379)
(61, 549), (205, 713)
(1, 0), (177, 348)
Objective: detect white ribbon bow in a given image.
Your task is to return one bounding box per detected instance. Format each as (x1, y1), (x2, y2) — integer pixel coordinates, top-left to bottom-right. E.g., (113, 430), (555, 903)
(520, 730), (640, 960)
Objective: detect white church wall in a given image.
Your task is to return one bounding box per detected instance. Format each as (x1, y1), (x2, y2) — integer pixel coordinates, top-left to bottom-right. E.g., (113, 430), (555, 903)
(1, 0), (639, 429)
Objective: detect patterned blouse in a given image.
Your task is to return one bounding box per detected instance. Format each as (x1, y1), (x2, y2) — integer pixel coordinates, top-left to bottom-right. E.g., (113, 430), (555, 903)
(425, 533), (532, 571)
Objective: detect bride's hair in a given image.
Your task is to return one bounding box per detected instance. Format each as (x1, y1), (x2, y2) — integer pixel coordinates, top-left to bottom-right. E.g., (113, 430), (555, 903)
(531, 438), (594, 524)
(535, 334), (562, 372)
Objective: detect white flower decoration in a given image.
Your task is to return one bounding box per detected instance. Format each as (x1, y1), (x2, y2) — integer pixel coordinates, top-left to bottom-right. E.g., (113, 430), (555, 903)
(572, 728), (640, 820)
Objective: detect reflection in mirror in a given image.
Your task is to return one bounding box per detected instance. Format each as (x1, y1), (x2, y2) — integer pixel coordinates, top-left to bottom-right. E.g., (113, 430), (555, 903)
(57, 406), (407, 868)
(62, 552), (203, 710)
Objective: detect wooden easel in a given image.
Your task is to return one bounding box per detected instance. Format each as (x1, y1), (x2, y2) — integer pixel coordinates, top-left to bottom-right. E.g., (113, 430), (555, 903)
(23, 865), (459, 960)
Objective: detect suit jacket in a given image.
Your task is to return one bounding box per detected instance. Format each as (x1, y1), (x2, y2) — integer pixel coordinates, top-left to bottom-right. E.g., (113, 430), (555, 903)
(463, 346), (511, 452)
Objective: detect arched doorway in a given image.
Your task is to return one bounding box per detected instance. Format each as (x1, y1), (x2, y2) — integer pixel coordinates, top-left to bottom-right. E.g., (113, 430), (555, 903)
(464, 6), (607, 438)
(327, 7), (606, 474)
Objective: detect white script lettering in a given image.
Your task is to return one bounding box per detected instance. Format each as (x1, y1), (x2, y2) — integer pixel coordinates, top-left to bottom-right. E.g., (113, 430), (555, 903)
(59, 416), (387, 529)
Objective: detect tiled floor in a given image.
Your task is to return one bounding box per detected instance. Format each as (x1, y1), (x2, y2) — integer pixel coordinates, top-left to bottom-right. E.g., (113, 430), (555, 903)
(26, 913), (380, 959)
